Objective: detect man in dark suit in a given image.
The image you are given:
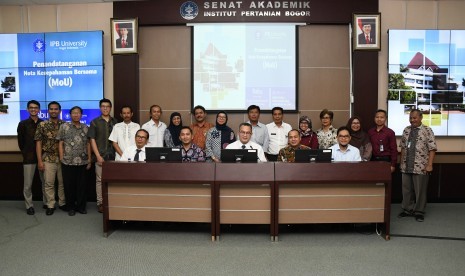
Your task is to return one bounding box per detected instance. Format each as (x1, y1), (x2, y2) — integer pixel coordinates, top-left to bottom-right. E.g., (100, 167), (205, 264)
(358, 19), (376, 45)
(115, 23), (133, 48)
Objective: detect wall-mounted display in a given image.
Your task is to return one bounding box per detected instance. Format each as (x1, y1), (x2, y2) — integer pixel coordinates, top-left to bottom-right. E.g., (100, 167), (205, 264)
(0, 31), (104, 136)
(388, 29), (465, 136)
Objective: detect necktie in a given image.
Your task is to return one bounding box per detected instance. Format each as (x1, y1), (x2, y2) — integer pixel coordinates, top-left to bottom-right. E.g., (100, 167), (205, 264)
(366, 35), (370, 44)
(134, 149), (141, 161)
(241, 145), (246, 149)
(122, 39), (126, 48)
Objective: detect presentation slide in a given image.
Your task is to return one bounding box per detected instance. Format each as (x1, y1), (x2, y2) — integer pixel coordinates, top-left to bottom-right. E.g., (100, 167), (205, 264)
(388, 29), (465, 136)
(193, 23), (297, 111)
(0, 31), (103, 136)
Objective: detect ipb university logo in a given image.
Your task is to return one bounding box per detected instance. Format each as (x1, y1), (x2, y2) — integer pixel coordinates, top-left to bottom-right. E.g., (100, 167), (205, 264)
(180, 1), (199, 20)
(33, 38), (46, 53)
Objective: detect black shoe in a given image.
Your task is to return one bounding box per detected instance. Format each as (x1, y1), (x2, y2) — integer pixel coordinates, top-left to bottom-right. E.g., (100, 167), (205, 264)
(77, 209), (87, 214)
(42, 205), (47, 210)
(415, 214), (424, 222)
(397, 211), (412, 218)
(68, 210), (76, 216)
(46, 208), (54, 216)
(59, 205), (68, 212)
(26, 207), (35, 215)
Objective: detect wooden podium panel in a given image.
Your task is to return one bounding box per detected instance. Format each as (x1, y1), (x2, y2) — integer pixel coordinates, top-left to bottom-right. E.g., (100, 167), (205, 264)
(215, 163), (275, 239)
(102, 162), (215, 239)
(274, 162), (392, 240)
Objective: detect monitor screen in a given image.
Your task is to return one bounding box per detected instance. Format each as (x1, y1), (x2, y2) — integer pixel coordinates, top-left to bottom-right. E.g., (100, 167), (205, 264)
(221, 149), (258, 163)
(145, 147), (182, 162)
(192, 23), (297, 112)
(0, 31), (104, 136)
(388, 29), (465, 136)
(294, 149), (332, 163)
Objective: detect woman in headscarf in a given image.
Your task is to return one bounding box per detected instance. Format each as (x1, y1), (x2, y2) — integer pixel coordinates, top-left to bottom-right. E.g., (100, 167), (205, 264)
(205, 111), (236, 162)
(298, 115), (319, 149)
(346, 116), (372, 161)
(163, 112), (182, 147)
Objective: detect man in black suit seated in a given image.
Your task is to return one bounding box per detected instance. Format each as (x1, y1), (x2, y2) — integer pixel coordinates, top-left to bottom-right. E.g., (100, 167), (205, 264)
(115, 23), (133, 49)
(358, 19), (376, 45)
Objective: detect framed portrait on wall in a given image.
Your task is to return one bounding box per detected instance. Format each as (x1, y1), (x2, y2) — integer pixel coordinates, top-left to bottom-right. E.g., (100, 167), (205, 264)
(111, 18), (138, 55)
(353, 13), (381, 51)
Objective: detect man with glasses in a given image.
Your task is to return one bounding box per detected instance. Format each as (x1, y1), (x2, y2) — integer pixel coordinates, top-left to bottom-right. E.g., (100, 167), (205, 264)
(17, 100), (46, 215)
(329, 126), (361, 161)
(88, 98), (118, 213)
(226, 123), (267, 162)
(120, 129), (149, 162)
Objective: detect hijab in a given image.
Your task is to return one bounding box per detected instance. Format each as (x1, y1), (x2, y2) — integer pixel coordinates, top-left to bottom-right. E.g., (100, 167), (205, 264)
(299, 115), (313, 137)
(346, 116), (369, 148)
(215, 111), (235, 147)
(168, 112), (182, 146)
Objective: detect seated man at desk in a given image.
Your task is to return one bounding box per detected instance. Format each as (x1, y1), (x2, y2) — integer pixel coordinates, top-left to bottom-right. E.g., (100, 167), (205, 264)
(120, 129), (149, 161)
(330, 126), (361, 162)
(278, 129), (310, 162)
(176, 126), (206, 162)
(226, 123), (267, 162)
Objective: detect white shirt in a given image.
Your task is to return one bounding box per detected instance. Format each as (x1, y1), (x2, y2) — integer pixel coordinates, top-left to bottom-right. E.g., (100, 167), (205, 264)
(141, 120), (167, 147)
(226, 140), (267, 162)
(330, 143), (362, 162)
(108, 121), (140, 160)
(120, 145), (147, 162)
(247, 121), (270, 152)
(266, 122), (292, 155)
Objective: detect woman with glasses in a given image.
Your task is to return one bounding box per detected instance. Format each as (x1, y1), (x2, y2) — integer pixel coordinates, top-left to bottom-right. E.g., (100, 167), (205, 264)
(298, 115), (319, 149)
(205, 111), (236, 162)
(316, 109), (338, 149)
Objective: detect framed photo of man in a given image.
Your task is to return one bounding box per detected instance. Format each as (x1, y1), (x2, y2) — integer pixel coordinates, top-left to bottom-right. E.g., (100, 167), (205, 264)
(111, 18), (138, 55)
(353, 13), (381, 51)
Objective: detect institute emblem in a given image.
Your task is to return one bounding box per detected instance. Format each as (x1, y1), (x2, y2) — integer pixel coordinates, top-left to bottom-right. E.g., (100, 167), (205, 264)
(33, 38), (46, 53)
(180, 1), (199, 20)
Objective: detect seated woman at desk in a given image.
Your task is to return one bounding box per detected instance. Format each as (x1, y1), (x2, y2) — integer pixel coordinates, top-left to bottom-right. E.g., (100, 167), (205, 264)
(163, 112), (182, 148)
(205, 111), (236, 162)
(346, 116), (372, 161)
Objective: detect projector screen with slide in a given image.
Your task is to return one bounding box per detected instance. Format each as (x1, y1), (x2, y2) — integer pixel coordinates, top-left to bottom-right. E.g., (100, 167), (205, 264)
(192, 23), (297, 112)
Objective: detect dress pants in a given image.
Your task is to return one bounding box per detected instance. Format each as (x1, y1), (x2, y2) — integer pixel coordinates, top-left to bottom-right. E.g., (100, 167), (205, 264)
(401, 173), (429, 214)
(62, 164), (87, 211)
(23, 164), (46, 209)
(43, 161), (65, 208)
(95, 163), (103, 206)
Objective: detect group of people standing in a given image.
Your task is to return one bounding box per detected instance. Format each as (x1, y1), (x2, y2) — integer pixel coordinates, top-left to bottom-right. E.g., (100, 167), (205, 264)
(18, 99), (436, 222)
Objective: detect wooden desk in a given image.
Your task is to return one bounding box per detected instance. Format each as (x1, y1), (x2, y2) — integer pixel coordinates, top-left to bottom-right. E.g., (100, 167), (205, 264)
(274, 162), (392, 240)
(214, 163), (275, 240)
(102, 162), (215, 239)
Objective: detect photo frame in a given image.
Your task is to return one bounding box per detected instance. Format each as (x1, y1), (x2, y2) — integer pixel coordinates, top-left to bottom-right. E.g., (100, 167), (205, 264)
(353, 13), (381, 51)
(111, 18), (138, 55)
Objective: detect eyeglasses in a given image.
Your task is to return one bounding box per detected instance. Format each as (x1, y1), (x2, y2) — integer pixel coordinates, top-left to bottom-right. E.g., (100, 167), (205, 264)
(239, 131), (252, 135)
(136, 135), (147, 139)
(338, 135), (350, 138)
(322, 116), (331, 119)
(101, 105), (111, 109)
